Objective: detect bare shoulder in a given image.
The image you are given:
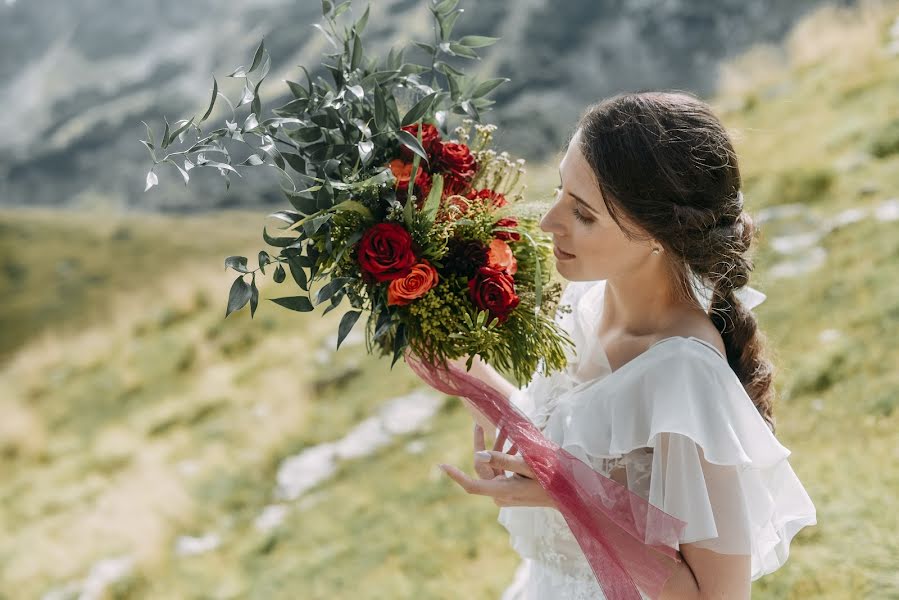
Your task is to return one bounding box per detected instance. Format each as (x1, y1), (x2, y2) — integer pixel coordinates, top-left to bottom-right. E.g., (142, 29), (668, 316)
(655, 308), (726, 358)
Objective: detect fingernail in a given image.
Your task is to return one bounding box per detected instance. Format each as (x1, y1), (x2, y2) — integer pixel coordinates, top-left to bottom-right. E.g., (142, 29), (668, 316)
(474, 451), (491, 462)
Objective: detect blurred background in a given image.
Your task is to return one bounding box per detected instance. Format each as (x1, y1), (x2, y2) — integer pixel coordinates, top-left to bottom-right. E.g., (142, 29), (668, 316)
(1, 0), (898, 598)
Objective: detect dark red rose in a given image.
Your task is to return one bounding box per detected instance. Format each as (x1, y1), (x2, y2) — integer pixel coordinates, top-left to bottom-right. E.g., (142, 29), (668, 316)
(493, 216), (521, 242)
(467, 187), (508, 208)
(357, 223), (417, 282)
(443, 238), (488, 276)
(443, 173), (472, 197)
(399, 122), (442, 160)
(435, 142), (477, 180)
(468, 266), (520, 324)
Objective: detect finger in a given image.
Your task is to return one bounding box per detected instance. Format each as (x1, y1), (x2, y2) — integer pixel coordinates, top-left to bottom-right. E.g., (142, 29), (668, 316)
(474, 451), (536, 479)
(440, 463), (507, 497)
(492, 428), (508, 452)
(473, 423), (486, 453)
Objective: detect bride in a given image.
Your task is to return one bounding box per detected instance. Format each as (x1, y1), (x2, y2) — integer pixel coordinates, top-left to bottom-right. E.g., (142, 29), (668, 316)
(429, 90), (817, 599)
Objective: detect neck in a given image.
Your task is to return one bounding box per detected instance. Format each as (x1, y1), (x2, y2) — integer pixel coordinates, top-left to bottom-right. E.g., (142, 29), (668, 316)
(601, 267), (690, 338)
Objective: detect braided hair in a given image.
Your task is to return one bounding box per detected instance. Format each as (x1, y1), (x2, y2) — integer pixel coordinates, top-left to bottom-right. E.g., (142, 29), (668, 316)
(575, 90), (777, 433)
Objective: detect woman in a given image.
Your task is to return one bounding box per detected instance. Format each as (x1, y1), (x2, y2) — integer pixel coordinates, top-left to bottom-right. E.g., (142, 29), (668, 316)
(433, 91), (817, 598)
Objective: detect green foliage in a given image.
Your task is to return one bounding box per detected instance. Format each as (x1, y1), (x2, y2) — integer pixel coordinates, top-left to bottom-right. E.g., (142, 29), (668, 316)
(140, 0), (510, 332)
(867, 116), (899, 159)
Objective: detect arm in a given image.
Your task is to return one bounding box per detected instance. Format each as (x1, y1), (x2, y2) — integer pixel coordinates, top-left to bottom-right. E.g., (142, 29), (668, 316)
(448, 354), (518, 435)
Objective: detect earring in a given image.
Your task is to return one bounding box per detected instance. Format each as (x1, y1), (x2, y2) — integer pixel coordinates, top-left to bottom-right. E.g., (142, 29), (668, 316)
(651, 247), (661, 255)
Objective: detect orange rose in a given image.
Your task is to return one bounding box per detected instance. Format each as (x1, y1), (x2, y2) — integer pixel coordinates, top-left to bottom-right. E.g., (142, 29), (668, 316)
(486, 239), (517, 275)
(388, 158), (432, 202)
(387, 259), (439, 306)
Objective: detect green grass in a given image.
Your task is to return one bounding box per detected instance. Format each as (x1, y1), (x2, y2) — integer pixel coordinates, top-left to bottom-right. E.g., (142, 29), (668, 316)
(2, 2), (899, 598)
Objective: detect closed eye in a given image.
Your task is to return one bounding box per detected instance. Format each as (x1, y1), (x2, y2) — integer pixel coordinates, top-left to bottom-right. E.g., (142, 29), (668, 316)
(555, 185), (593, 224)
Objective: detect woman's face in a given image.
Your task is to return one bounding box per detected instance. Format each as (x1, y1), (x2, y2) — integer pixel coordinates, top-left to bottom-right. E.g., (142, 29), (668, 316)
(539, 128), (654, 281)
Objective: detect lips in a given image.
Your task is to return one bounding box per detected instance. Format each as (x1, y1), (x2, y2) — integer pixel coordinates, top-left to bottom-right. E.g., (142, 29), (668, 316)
(556, 245), (574, 256)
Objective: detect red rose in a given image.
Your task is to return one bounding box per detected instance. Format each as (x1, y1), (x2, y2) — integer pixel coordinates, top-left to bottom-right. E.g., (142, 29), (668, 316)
(467, 187), (508, 208)
(468, 266), (520, 324)
(435, 142), (477, 180)
(443, 173), (472, 197)
(357, 223), (417, 282)
(388, 159), (432, 203)
(399, 123), (442, 160)
(493, 216), (521, 242)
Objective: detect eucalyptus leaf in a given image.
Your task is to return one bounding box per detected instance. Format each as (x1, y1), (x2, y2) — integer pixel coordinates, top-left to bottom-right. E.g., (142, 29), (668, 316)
(225, 255), (250, 273)
(336, 310), (362, 350)
(241, 154), (265, 166)
(401, 91), (438, 126)
(237, 84), (254, 107)
(258, 250), (272, 274)
(333, 1), (351, 18)
(270, 295), (314, 312)
(161, 117), (171, 149)
(471, 77), (509, 98)
(286, 254), (308, 290)
(268, 210), (302, 226)
(165, 117), (194, 147)
(351, 34), (363, 71)
(346, 84), (364, 100)
(448, 42), (479, 59)
(458, 35), (500, 48)
(249, 39), (266, 73)
(144, 170), (158, 192)
(273, 264), (286, 283)
(249, 277), (259, 317)
(315, 277), (352, 306)
(251, 78), (264, 118)
(434, 0), (460, 14)
(390, 323), (406, 369)
(141, 120), (155, 149)
(263, 226), (298, 247)
(226, 276), (253, 317)
(354, 4), (370, 34)
(396, 130), (429, 165)
(165, 158), (190, 185)
(358, 140), (374, 163)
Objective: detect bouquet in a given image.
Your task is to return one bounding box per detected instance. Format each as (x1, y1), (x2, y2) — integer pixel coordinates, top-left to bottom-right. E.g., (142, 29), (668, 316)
(140, 0), (573, 384)
(140, 2), (688, 597)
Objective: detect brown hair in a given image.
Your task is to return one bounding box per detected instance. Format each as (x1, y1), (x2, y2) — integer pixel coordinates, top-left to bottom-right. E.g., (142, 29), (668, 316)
(575, 90), (776, 433)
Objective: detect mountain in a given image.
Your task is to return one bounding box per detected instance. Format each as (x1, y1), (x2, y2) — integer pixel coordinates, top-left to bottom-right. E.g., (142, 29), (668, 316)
(0, 0), (852, 213)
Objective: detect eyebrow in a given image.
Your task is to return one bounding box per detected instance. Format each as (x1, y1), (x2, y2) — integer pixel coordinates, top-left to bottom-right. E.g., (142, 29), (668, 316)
(558, 168), (596, 213)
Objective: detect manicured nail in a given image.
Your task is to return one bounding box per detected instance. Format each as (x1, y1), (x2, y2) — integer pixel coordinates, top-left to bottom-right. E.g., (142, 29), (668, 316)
(474, 451), (491, 462)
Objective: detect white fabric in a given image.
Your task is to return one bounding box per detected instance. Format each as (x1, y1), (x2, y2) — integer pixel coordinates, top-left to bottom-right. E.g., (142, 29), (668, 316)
(498, 279), (817, 599)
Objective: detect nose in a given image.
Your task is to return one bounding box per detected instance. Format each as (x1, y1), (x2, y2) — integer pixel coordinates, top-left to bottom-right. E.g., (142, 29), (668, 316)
(539, 196), (566, 235)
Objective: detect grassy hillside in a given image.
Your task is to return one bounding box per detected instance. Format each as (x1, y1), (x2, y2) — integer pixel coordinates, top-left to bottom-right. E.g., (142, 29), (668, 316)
(1, 2), (898, 598)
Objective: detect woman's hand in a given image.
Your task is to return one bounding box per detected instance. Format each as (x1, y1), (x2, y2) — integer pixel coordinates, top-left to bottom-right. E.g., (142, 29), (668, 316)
(437, 424), (557, 509)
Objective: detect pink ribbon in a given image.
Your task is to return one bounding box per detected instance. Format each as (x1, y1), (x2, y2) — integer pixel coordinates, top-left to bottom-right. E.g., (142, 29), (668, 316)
(406, 353), (687, 600)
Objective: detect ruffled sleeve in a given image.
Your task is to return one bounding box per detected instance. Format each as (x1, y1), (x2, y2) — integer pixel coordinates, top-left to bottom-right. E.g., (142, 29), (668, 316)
(548, 339), (818, 582)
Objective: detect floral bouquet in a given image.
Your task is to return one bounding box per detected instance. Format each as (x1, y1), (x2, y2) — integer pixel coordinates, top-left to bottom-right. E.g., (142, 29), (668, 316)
(139, 0), (572, 384)
(140, 1), (688, 597)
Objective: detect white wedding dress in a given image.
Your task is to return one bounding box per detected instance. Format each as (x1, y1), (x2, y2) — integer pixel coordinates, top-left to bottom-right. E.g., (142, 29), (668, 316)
(496, 279), (818, 599)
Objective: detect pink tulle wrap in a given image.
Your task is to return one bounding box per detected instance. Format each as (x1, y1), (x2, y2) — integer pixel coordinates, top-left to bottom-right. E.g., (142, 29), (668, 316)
(405, 353), (687, 600)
